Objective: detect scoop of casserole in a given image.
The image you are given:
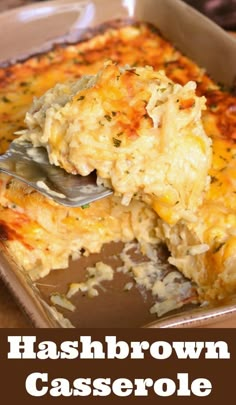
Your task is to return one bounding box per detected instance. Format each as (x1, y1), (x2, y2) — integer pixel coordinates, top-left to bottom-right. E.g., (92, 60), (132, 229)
(20, 62), (212, 225)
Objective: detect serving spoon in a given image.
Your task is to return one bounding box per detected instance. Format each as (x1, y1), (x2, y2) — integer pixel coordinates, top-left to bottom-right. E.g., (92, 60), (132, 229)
(0, 140), (113, 207)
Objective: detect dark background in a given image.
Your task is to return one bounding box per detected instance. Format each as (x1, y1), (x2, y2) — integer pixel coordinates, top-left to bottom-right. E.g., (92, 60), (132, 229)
(184, 0), (236, 30)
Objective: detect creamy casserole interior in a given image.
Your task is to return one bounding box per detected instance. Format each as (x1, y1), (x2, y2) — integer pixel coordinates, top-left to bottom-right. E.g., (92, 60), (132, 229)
(20, 62), (211, 225)
(0, 22), (236, 312)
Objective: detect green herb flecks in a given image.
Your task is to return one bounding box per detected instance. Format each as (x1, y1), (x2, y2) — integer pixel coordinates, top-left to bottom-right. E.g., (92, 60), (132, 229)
(2, 96), (10, 103)
(213, 242), (225, 254)
(113, 138), (122, 147)
(81, 204), (90, 209)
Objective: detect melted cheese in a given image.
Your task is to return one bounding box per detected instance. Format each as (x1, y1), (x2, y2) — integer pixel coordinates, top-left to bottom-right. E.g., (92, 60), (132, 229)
(20, 63), (211, 225)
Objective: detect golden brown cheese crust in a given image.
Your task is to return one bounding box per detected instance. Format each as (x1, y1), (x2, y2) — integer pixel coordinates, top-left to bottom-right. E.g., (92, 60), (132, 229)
(0, 22), (236, 301)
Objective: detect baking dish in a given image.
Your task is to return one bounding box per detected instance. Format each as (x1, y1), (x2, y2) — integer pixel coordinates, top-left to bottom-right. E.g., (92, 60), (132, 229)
(0, 0), (236, 328)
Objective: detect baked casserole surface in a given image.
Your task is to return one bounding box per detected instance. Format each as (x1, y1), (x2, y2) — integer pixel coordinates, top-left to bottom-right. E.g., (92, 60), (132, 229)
(0, 22), (236, 309)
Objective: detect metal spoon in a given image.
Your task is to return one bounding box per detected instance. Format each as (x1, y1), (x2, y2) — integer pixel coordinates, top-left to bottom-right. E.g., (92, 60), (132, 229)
(0, 140), (113, 207)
